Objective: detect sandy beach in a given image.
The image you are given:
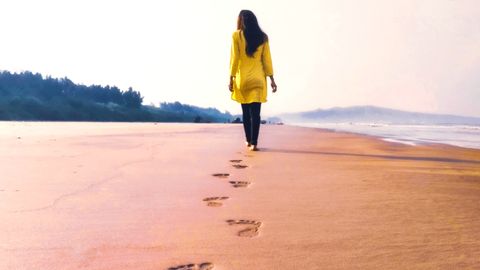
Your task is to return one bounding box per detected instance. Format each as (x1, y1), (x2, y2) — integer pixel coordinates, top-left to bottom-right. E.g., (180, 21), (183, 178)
(1, 122), (479, 270)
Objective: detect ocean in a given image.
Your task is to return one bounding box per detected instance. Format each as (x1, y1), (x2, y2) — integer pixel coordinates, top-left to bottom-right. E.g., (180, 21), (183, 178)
(290, 122), (480, 150)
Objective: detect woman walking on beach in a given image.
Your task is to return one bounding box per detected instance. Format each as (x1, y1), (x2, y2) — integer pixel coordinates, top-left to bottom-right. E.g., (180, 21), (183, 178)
(229, 10), (277, 151)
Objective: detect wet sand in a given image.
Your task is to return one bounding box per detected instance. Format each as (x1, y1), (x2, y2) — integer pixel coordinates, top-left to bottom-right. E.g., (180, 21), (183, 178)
(1, 122), (479, 269)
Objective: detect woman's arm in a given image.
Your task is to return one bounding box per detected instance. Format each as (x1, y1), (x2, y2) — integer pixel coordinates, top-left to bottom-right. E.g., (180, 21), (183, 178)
(262, 41), (274, 77)
(229, 32), (240, 92)
(229, 76), (235, 92)
(262, 41), (276, 93)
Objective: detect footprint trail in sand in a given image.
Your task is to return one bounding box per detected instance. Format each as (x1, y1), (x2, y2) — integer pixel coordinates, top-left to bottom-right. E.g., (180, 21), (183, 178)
(202, 197), (229, 207)
(211, 173), (229, 178)
(167, 262), (214, 270)
(229, 181), (251, 188)
(226, 219), (262, 237)
(188, 156), (257, 268)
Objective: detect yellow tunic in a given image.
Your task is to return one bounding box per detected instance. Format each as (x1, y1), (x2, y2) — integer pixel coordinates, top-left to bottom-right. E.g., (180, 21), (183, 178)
(230, 30), (273, 104)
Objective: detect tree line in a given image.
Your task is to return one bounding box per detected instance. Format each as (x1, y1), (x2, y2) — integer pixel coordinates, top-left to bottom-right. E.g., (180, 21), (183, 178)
(0, 71), (142, 108)
(0, 71), (231, 122)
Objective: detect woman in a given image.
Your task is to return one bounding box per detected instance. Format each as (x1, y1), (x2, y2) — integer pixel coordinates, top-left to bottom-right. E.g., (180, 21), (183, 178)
(229, 10), (277, 151)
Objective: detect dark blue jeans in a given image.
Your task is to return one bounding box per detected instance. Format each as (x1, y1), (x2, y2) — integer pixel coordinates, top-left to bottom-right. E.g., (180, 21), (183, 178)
(241, 102), (261, 145)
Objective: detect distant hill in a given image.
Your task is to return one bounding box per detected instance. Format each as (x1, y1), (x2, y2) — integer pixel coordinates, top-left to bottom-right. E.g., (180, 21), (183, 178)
(0, 71), (232, 122)
(279, 106), (480, 125)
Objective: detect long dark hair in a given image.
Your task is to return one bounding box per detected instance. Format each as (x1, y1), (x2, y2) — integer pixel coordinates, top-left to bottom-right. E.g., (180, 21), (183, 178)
(237, 10), (268, 57)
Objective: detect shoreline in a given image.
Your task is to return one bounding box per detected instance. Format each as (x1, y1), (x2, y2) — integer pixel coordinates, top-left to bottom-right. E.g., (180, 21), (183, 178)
(3, 120), (479, 150)
(286, 122), (480, 150)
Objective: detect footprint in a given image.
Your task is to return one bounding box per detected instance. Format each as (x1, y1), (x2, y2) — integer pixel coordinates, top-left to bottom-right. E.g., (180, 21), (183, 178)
(229, 159), (242, 163)
(212, 173), (229, 178)
(232, 164), (248, 169)
(167, 262), (214, 270)
(202, 196), (229, 207)
(229, 181), (250, 188)
(226, 219), (262, 237)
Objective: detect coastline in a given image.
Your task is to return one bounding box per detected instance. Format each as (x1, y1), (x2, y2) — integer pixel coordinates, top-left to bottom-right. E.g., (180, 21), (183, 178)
(287, 122), (480, 150)
(1, 122), (479, 269)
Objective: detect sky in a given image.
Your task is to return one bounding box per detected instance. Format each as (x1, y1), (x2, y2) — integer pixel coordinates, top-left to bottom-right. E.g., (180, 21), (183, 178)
(1, 0), (479, 117)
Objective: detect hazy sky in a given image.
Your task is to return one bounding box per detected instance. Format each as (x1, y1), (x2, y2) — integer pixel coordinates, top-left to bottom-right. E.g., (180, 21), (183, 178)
(1, 0), (479, 117)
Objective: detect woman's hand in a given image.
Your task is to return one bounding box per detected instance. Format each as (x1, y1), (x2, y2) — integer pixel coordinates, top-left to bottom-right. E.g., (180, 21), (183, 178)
(270, 76), (277, 93)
